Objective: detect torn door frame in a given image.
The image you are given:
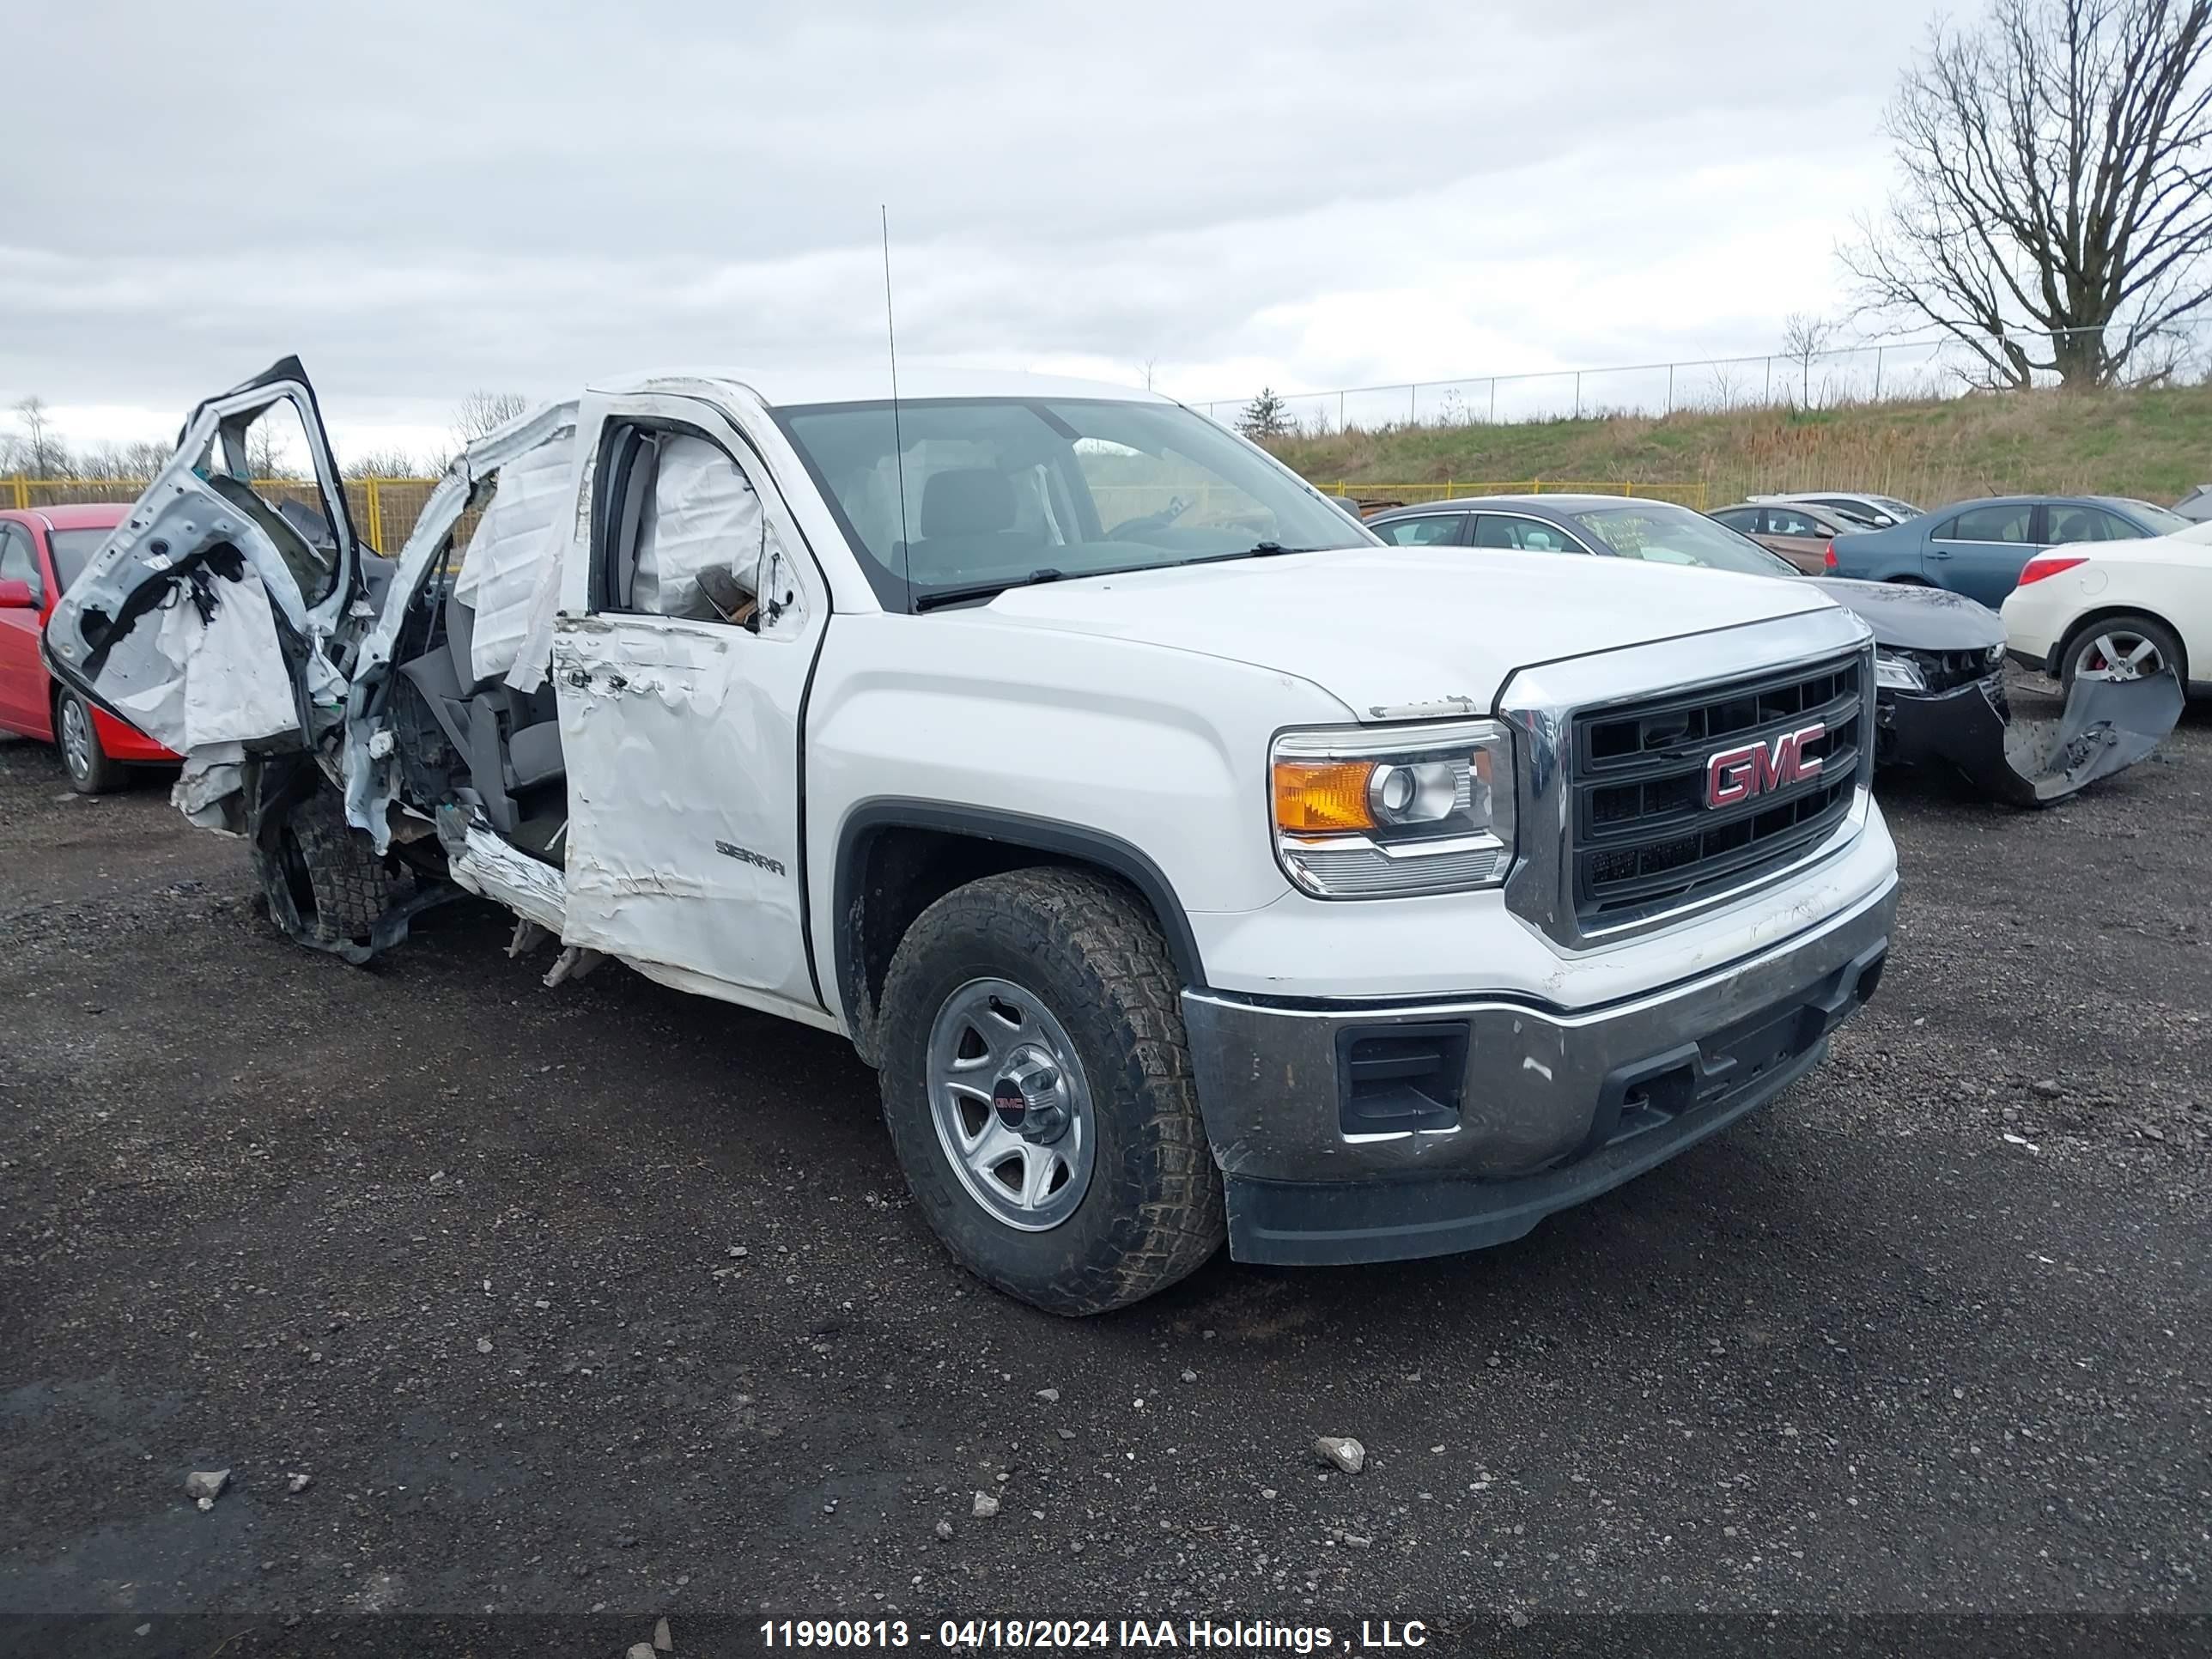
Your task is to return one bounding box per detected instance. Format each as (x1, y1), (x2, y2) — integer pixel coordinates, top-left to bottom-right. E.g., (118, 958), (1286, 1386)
(341, 399), (580, 851)
(41, 358), (364, 826)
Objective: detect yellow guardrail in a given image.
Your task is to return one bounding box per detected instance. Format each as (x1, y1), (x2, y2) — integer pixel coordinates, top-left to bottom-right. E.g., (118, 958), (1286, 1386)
(8, 472), (1710, 551)
(8, 475), (447, 555)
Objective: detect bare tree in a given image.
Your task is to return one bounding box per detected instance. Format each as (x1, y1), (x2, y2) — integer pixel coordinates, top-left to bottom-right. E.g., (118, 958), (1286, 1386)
(1704, 361), (1752, 412)
(1843, 0), (2212, 388)
(452, 390), (530, 450)
(1781, 313), (1839, 406)
(342, 447), (430, 480)
(13, 396), (70, 476)
(245, 418), (300, 481)
(73, 438), (173, 483)
(1141, 356), (1159, 392)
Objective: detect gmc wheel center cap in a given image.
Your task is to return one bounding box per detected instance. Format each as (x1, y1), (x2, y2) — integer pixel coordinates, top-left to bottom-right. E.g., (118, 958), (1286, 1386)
(991, 1050), (1069, 1143)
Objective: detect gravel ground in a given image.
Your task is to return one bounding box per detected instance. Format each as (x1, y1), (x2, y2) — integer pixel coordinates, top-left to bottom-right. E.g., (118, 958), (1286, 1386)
(3, 680), (2209, 1658)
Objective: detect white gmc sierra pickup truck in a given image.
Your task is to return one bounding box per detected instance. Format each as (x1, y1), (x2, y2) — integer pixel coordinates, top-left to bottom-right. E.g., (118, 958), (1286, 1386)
(47, 358), (1898, 1315)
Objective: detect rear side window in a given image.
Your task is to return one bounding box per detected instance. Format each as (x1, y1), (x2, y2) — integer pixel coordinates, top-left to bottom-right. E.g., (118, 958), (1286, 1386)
(1711, 507), (1760, 531)
(1474, 515), (1580, 552)
(1376, 514), (1463, 546)
(2045, 504), (2141, 544)
(1761, 507), (1820, 537)
(1946, 504), (2035, 543)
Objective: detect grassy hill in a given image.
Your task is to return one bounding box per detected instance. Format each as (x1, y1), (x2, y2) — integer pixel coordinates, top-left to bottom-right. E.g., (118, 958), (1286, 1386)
(1267, 382), (2212, 510)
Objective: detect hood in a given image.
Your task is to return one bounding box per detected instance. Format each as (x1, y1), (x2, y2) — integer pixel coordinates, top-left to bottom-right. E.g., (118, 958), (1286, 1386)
(1802, 576), (2002, 651)
(971, 548), (1837, 715)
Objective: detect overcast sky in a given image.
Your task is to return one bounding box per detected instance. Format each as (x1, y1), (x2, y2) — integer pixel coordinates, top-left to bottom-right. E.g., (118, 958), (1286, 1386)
(5, 0), (1940, 464)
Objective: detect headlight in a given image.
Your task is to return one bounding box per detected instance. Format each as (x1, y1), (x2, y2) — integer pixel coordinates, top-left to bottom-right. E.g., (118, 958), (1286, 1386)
(1271, 720), (1516, 898)
(1874, 649), (1927, 691)
(1984, 641), (2007, 669)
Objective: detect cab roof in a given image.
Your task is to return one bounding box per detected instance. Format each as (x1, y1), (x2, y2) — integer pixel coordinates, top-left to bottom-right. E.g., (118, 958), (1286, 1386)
(587, 365), (1178, 410)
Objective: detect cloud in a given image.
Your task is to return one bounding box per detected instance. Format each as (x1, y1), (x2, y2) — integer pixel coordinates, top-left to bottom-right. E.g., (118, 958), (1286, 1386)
(6, 0), (1930, 457)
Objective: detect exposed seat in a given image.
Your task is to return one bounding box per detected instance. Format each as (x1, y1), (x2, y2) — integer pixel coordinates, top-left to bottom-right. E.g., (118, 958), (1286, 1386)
(507, 720), (566, 790)
(401, 585), (564, 833)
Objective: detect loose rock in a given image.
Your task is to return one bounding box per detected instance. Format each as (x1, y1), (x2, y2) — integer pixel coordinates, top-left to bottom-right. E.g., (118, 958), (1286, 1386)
(1035, 1388), (1060, 1404)
(934, 1520), (955, 1541)
(629, 1645), (657, 1659)
(476, 1337), (494, 1354)
(184, 1469), (229, 1503)
(2032, 1079), (2063, 1099)
(287, 1472), (312, 1493)
(1313, 1436), (1366, 1474)
(653, 1618), (673, 1652)
(972, 1490), (1000, 1518)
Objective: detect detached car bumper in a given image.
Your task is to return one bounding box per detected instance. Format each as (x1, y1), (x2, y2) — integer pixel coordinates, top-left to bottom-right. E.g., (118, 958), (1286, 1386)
(1877, 669), (2182, 806)
(1181, 878), (1897, 1267)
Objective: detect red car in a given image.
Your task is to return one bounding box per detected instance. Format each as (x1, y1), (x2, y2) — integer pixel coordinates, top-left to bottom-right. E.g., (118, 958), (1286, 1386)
(0, 502), (180, 791)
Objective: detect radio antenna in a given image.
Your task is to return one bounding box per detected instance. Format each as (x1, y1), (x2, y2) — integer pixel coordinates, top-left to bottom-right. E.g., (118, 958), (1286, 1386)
(881, 205), (913, 601)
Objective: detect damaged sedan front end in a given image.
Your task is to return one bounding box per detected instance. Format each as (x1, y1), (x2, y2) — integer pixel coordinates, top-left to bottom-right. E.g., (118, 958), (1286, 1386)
(1815, 575), (2185, 806)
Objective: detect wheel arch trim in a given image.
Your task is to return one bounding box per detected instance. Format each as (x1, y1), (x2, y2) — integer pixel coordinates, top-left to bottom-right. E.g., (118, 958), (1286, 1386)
(831, 799), (1211, 1051)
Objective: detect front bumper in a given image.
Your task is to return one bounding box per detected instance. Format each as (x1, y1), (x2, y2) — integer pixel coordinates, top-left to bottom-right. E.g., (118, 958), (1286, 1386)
(1182, 878), (1896, 1266)
(1878, 670), (2182, 806)
(89, 702), (179, 763)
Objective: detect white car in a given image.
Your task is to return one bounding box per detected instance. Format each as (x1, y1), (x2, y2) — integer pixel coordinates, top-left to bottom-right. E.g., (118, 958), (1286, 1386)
(1748, 491), (1922, 530)
(46, 359), (1897, 1315)
(2001, 519), (2212, 696)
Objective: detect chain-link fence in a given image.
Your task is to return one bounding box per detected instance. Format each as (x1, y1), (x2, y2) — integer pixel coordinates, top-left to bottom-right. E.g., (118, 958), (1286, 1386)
(1198, 321), (2212, 436)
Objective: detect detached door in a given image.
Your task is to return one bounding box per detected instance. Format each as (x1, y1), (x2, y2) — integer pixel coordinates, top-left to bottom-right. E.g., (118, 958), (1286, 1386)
(550, 396), (830, 1014)
(43, 359), (362, 803)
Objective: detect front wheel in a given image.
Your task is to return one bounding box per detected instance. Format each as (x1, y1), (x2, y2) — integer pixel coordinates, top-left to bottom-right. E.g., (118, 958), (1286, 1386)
(2059, 613), (2185, 697)
(248, 774), (391, 951)
(875, 867), (1225, 1316)
(55, 691), (125, 794)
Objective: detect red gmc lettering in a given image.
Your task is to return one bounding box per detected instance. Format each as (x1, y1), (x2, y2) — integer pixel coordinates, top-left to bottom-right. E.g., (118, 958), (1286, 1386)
(1705, 722), (1826, 809)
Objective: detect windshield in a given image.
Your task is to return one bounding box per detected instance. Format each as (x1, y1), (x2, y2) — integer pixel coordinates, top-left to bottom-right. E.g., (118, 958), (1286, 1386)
(46, 527), (116, 593)
(1571, 503), (1800, 577)
(1875, 495), (1922, 518)
(775, 397), (1371, 610)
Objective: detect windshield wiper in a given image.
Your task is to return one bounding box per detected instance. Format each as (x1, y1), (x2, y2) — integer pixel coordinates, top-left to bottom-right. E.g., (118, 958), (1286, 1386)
(1184, 542), (1322, 564)
(913, 568), (1068, 613)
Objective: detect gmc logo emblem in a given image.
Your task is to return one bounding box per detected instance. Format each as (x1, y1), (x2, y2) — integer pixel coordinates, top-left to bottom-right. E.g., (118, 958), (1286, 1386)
(1705, 723), (1826, 809)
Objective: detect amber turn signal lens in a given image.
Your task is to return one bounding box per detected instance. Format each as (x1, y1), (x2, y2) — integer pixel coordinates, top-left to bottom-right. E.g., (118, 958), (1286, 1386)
(1273, 760), (1377, 832)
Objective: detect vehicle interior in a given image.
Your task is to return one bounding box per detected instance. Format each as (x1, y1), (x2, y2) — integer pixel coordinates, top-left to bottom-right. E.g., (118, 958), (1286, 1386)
(385, 464), (573, 860)
(379, 427), (771, 863)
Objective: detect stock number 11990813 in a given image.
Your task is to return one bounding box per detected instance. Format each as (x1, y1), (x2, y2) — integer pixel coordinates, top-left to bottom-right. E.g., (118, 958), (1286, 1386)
(760, 1621), (909, 1648)
(762, 1620), (1125, 1649)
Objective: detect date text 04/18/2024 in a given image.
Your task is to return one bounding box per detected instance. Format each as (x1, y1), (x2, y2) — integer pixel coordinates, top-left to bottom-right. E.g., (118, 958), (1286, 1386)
(757, 1619), (1431, 1650)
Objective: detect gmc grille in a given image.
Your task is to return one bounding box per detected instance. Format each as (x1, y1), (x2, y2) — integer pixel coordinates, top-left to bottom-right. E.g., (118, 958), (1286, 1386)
(1570, 651), (1865, 927)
